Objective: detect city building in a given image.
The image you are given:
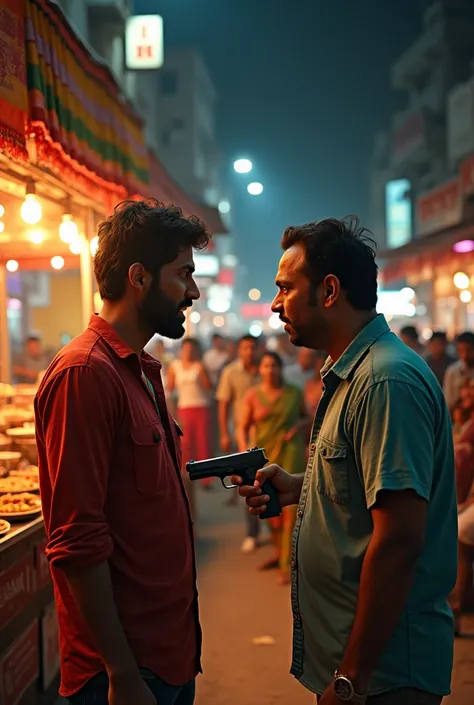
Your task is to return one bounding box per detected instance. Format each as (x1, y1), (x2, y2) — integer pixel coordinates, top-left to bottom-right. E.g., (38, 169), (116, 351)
(369, 0), (474, 336)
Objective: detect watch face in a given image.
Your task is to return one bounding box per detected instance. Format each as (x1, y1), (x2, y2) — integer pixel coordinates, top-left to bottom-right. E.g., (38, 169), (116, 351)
(334, 676), (354, 701)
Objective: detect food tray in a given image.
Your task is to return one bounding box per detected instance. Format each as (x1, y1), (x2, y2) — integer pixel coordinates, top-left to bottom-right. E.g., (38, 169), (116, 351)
(0, 508), (42, 522)
(0, 519), (11, 535)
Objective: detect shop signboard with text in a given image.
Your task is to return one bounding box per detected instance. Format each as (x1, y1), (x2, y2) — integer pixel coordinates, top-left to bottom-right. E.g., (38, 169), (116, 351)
(416, 179), (462, 237)
(0, 553), (35, 631)
(125, 15), (164, 70)
(0, 621), (39, 705)
(447, 78), (474, 165)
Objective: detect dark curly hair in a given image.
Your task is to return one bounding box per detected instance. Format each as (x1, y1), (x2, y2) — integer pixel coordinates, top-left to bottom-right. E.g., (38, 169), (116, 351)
(94, 199), (210, 301)
(281, 215), (378, 310)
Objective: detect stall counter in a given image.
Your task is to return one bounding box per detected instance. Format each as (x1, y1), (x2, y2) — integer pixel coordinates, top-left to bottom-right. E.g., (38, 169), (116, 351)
(0, 516), (60, 705)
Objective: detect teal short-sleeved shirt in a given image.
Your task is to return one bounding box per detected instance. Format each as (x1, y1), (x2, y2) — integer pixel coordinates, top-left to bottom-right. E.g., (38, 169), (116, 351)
(290, 315), (457, 696)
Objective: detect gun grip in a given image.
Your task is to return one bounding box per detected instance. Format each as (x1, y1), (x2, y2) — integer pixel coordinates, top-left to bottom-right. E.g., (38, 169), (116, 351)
(259, 479), (281, 520)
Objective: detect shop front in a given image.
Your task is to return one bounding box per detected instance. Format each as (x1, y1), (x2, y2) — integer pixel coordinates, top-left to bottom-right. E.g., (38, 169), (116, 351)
(381, 157), (474, 339)
(0, 2), (149, 702)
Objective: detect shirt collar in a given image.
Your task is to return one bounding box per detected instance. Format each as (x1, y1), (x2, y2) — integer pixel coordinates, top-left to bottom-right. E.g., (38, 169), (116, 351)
(322, 314), (389, 381)
(88, 315), (162, 370)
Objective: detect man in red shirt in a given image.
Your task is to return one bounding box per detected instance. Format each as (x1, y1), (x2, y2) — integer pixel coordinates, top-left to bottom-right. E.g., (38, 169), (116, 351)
(35, 200), (210, 705)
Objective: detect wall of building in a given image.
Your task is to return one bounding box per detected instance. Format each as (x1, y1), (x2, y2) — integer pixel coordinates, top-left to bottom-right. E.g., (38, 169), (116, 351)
(31, 272), (82, 349)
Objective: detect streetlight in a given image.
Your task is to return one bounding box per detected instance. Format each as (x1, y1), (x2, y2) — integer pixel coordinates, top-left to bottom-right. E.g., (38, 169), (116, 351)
(247, 182), (263, 196)
(218, 199), (231, 214)
(248, 288), (261, 301)
(233, 158), (252, 174)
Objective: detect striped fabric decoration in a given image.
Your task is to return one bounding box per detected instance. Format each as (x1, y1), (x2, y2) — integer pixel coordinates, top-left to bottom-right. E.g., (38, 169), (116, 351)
(25, 0), (149, 207)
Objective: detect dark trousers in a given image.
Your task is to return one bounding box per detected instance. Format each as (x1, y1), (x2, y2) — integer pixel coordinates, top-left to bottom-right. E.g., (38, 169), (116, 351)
(246, 505), (261, 539)
(318, 689), (442, 704)
(67, 670), (195, 705)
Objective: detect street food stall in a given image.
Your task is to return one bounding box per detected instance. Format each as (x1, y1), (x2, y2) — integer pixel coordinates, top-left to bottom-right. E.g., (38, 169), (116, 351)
(0, 0), (148, 701)
(0, 381), (57, 705)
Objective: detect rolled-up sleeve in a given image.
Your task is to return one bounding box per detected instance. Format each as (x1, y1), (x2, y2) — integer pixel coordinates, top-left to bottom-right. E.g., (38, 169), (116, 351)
(35, 365), (119, 569)
(350, 380), (435, 509)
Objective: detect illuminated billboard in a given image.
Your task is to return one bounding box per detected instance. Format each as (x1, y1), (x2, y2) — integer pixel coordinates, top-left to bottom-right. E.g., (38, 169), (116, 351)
(385, 179), (412, 249)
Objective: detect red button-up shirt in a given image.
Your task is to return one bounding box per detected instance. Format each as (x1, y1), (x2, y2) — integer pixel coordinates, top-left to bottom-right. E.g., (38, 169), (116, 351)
(34, 316), (201, 697)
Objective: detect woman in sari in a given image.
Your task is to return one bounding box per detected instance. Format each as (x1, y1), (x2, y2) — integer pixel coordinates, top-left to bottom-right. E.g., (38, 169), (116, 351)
(238, 351), (308, 584)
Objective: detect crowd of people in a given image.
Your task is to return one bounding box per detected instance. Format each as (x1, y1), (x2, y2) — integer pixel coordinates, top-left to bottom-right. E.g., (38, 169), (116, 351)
(385, 324), (474, 635)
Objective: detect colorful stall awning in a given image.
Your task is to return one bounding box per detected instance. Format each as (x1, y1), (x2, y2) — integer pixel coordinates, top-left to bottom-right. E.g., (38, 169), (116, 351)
(24, 0), (149, 207)
(0, 0), (29, 162)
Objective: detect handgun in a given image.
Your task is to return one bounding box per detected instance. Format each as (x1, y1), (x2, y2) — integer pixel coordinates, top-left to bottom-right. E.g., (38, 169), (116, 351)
(186, 447), (281, 520)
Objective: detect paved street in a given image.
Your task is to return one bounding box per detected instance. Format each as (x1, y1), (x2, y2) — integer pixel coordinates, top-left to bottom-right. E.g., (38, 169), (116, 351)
(56, 485), (474, 705)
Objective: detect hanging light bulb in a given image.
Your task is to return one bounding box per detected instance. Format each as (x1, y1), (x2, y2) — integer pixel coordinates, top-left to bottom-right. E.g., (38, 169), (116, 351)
(0, 204), (4, 218)
(51, 256), (65, 270)
(6, 260), (19, 273)
(90, 236), (99, 257)
(69, 237), (83, 255)
(0, 223), (4, 233)
(29, 229), (44, 245)
(20, 180), (42, 225)
(59, 214), (79, 244)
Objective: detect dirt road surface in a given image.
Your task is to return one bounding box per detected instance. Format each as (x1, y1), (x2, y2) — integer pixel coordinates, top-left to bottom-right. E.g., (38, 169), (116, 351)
(56, 486), (474, 705)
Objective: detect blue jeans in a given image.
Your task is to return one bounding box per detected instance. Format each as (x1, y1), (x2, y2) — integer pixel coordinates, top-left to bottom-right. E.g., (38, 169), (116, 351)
(67, 669), (195, 705)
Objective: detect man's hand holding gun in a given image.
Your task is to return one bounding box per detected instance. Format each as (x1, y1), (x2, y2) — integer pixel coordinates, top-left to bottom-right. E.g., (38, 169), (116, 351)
(232, 463), (303, 515)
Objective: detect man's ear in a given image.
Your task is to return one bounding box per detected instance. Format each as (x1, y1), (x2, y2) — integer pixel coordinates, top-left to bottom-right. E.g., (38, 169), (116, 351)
(322, 274), (340, 308)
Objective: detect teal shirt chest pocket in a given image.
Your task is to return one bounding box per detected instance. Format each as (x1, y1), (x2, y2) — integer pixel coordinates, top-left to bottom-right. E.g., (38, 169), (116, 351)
(316, 438), (350, 505)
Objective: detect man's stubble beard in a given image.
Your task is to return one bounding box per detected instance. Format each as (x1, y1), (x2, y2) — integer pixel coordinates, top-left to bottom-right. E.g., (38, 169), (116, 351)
(139, 286), (186, 340)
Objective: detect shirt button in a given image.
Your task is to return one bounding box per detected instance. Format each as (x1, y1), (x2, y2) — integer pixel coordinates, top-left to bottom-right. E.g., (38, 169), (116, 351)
(290, 560), (296, 569)
(153, 433), (160, 443)
(310, 443), (316, 451)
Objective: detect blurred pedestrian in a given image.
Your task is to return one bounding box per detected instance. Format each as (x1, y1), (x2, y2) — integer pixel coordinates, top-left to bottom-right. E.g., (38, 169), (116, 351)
(168, 338), (213, 488)
(12, 335), (51, 384)
(202, 333), (229, 386)
(444, 331), (474, 411)
(275, 332), (296, 366)
(237, 351), (308, 583)
(216, 335), (260, 549)
(399, 324), (425, 357)
(285, 347), (316, 390)
(235, 216), (456, 705)
(450, 380), (474, 636)
(304, 350), (326, 416)
(425, 331), (456, 387)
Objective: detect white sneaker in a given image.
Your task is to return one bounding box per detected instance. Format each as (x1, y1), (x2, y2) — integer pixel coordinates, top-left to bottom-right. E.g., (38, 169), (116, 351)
(241, 537), (257, 553)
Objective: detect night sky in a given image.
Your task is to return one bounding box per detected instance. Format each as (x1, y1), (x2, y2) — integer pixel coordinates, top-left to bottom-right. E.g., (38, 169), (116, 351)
(135, 0), (422, 300)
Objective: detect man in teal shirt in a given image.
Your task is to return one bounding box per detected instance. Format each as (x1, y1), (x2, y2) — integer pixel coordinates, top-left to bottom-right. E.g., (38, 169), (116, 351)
(236, 217), (457, 704)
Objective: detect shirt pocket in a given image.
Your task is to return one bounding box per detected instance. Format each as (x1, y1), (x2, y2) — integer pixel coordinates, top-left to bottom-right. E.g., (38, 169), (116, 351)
(316, 437), (350, 505)
(130, 424), (164, 495)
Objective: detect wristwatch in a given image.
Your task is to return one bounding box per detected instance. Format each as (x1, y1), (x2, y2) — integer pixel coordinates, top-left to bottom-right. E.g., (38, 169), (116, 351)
(333, 670), (367, 703)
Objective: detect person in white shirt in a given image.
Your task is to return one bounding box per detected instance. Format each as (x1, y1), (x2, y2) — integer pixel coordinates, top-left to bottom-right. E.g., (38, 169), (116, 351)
(202, 333), (229, 386)
(444, 331), (474, 411)
(167, 338), (213, 489)
(284, 347), (316, 390)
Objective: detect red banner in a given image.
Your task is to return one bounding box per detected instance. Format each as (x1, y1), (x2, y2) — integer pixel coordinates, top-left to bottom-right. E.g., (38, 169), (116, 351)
(0, 621), (39, 705)
(0, 553), (35, 631)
